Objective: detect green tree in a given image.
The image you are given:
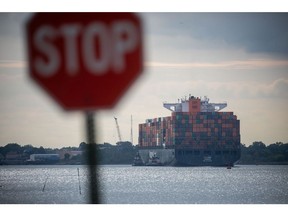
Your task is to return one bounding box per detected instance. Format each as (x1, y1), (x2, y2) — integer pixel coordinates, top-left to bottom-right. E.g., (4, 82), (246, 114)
(79, 142), (87, 150)
(64, 153), (70, 160)
(0, 143), (22, 156)
(38, 146), (46, 154)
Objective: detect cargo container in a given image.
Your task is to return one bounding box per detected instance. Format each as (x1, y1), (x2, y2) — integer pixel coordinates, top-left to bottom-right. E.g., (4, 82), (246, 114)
(136, 96), (241, 166)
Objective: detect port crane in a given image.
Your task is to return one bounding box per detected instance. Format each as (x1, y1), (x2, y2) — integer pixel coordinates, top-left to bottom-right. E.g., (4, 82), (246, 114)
(114, 117), (122, 142)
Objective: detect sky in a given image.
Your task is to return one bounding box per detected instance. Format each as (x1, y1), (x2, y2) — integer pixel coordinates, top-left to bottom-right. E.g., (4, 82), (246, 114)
(0, 12), (288, 148)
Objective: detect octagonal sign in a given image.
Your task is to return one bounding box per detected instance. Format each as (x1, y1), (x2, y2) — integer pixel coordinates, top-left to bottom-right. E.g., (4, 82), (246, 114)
(26, 13), (143, 110)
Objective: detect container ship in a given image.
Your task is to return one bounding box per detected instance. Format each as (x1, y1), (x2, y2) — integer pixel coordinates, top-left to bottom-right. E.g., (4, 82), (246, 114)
(135, 95), (241, 166)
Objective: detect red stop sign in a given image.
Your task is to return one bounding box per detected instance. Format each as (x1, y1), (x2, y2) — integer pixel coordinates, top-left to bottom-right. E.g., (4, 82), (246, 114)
(26, 13), (143, 110)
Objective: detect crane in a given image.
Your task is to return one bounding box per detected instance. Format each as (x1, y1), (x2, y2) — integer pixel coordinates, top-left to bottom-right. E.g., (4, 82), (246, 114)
(130, 115), (133, 144)
(114, 117), (122, 143)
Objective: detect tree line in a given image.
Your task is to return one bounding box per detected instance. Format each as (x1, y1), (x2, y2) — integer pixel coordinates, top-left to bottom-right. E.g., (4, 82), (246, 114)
(0, 141), (288, 165)
(239, 141), (288, 164)
(0, 141), (137, 165)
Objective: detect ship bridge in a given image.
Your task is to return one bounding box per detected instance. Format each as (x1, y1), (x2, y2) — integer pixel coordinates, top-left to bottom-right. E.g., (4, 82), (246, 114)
(163, 96), (227, 113)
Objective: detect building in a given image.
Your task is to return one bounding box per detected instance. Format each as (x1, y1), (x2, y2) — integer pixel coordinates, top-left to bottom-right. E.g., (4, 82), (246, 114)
(29, 154), (60, 162)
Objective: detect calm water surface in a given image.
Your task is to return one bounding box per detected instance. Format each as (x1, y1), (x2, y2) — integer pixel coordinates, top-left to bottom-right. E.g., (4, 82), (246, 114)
(0, 165), (288, 204)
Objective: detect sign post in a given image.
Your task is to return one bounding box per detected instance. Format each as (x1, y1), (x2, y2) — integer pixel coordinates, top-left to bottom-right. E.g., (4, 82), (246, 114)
(85, 111), (100, 204)
(26, 13), (143, 203)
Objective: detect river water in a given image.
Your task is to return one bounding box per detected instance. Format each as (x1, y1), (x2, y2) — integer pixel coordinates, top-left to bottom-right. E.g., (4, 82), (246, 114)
(0, 165), (288, 204)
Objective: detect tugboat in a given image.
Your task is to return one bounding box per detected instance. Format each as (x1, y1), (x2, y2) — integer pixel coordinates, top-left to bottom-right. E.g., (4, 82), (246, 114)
(132, 152), (144, 166)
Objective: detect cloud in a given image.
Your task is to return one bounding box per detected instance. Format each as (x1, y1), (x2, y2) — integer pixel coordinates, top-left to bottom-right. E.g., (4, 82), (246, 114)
(0, 13), (30, 37)
(264, 78), (288, 98)
(145, 13), (288, 57)
(0, 60), (27, 68)
(145, 59), (288, 70)
(182, 78), (288, 99)
(141, 76), (288, 101)
(0, 13), (30, 61)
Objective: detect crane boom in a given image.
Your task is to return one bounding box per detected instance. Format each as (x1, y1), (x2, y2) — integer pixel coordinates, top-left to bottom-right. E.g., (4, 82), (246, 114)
(114, 117), (122, 142)
(131, 115), (133, 144)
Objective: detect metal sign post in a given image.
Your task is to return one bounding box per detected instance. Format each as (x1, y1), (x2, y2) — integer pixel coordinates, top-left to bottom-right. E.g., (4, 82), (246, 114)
(85, 111), (100, 204)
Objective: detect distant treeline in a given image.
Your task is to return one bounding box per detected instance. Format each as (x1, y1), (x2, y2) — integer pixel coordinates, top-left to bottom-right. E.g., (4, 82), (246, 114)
(0, 141), (137, 165)
(81, 142), (137, 164)
(0, 141), (288, 165)
(239, 141), (288, 165)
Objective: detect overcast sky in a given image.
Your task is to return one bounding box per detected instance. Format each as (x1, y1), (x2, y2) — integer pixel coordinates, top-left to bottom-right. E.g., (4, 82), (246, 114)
(0, 13), (288, 148)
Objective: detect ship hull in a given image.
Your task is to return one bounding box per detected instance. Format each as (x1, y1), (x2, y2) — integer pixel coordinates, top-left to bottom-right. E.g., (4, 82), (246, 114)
(138, 147), (240, 166)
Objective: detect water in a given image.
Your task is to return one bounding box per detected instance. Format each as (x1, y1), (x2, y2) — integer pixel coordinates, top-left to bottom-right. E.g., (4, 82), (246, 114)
(0, 165), (288, 204)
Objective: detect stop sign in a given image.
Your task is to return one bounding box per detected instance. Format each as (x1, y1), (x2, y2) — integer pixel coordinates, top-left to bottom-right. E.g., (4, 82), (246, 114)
(26, 13), (143, 110)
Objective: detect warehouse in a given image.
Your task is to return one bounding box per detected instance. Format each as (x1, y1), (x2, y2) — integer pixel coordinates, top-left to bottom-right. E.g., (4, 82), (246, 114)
(29, 154), (60, 162)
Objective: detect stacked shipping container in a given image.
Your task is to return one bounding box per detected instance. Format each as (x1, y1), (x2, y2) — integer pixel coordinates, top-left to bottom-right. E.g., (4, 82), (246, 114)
(139, 112), (240, 151)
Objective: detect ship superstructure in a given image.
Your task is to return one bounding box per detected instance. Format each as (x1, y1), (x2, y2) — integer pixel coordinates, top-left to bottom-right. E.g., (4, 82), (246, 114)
(163, 96), (227, 113)
(137, 95), (241, 166)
